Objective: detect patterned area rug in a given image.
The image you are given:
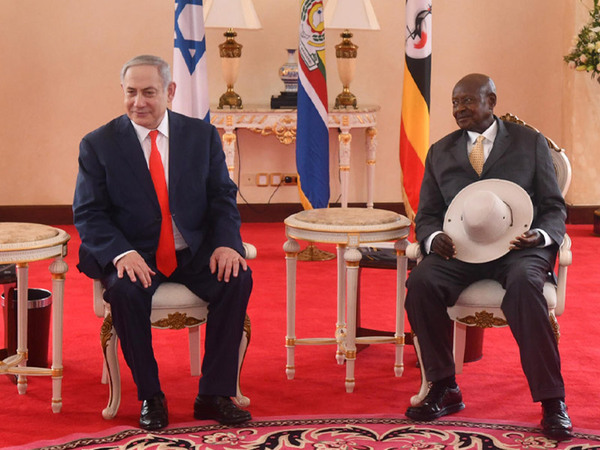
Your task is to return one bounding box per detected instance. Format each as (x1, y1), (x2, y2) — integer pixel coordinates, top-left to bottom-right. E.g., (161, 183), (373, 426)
(21, 416), (600, 449)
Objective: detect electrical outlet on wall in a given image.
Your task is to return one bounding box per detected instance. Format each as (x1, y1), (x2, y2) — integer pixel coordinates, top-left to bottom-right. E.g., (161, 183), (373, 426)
(256, 173), (269, 186)
(282, 173), (298, 185)
(270, 173), (283, 186)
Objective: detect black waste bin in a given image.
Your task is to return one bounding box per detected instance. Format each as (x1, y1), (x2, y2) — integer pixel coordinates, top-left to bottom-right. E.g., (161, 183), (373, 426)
(2, 287), (52, 368)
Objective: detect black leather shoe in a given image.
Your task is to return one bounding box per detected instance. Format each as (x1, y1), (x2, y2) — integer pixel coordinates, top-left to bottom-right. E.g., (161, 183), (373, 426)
(194, 395), (251, 425)
(405, 383), (465, 421)
(541, 399), (573, 440)
(139, 393), (168, 430)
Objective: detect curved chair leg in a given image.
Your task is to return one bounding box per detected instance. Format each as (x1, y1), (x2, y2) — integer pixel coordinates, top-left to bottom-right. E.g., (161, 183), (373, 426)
(410, 335), (430, 406)
(234, 315), (251, 407)
(100, 313), (121, 420)
(453, 322), (467, 375)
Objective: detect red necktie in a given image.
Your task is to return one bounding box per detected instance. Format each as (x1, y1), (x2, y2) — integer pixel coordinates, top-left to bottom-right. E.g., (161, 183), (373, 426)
(148, 130), (177, 276)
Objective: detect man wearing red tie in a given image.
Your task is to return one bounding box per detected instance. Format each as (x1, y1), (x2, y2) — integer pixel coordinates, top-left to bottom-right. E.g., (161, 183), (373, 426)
(73, 55), (252, 430)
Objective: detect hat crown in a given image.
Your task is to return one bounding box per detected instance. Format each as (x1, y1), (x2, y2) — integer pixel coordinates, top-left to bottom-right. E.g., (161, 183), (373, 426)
(462, 190), (512, 244)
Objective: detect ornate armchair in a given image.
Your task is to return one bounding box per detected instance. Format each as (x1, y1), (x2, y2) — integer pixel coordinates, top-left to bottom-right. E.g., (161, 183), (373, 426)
(93, 243), (256, 419)
(409, 113), (572, 404)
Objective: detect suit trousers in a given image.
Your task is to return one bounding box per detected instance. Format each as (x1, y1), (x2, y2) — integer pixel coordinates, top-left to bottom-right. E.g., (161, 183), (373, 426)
(101, 249), (252, 401)
(405, 246), (565, 402)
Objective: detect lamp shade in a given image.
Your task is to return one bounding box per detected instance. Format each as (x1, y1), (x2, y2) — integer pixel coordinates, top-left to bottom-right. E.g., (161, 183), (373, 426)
(324, 0), (380, 30)
(203, 0), (262, 29)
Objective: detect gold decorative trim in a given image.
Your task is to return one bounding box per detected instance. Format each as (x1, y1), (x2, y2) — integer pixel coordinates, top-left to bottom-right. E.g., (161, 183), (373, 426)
(249, 118), (296, 145)
(285, 337), (296, 346)
(457, 311), (507, 328)
(345, 261), (360, 268)
(244, 314), (251, 344)
(367, 160), (376, 165)
(223, 133), (236, 146)
(366, 127), (377, 138)
(345, 350), (356, 359)
(152, 312), (204, 330)
(549, 313), (561, 343)
(338, 133), (352, 145)
(339, 166), (350, 172)
(51, 367), (63, 377)
(101, 314), (114, 350)
(395, 335), (405, 345)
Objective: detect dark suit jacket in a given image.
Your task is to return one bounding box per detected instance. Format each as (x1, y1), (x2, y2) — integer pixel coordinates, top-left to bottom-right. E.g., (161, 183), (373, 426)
(415, 117), (566, 250)
(73, 110), (244, 279)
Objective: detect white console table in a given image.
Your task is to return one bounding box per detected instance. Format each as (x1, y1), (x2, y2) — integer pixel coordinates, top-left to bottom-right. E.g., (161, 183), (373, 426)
(210, 106), (380, 208)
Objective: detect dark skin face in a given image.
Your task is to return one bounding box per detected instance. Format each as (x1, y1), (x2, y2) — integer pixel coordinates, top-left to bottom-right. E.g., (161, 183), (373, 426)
(452, 74), (496, 134)
(431, 74), (543, 260)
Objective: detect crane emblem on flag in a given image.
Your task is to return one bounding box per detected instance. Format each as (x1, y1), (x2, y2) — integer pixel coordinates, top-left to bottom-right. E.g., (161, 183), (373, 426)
(406, 4), (432, 52)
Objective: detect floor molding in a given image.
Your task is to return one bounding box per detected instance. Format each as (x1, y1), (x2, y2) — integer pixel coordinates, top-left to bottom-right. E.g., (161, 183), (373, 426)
(0, 203), (594, 225)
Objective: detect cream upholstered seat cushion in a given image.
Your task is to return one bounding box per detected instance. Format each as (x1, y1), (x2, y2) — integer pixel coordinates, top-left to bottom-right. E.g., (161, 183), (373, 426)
(452, 279), (557, 310)
(150, 282), (208, 311)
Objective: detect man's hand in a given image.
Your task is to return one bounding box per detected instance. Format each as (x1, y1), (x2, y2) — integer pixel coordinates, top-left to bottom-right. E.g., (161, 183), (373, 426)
(510, 229), (543, 250)
(115, 251), (156, 288)
(431, 233), (457, 260)
(210, 246), (248, 282)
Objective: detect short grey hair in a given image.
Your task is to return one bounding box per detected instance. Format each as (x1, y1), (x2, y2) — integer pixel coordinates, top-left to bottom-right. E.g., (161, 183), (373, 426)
(120, 54), (172, 88)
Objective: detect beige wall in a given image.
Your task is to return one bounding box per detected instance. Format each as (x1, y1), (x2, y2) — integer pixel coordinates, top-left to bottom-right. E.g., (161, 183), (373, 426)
(0, 0), (596, 208)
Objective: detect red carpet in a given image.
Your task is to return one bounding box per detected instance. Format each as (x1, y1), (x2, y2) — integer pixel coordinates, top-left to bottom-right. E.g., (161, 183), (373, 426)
(1, 223), (599, 448)
(10, 416), (600, 449)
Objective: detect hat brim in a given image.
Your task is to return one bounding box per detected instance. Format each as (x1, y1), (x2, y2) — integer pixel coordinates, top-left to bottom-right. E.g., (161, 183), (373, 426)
(443, 179), (534, 263)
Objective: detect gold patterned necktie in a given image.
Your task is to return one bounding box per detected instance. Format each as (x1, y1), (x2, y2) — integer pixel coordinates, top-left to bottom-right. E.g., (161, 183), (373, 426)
(469, 135), (485, 175)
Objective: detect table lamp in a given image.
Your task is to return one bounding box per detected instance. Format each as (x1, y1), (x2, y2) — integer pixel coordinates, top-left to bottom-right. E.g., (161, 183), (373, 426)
(203, 0), (262, 109)
(324, 0), (380, 109)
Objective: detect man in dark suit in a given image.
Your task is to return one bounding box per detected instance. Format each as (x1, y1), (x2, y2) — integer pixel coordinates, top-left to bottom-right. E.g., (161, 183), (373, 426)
(404, 73), (573, 440)
(73, 55), (252, 430)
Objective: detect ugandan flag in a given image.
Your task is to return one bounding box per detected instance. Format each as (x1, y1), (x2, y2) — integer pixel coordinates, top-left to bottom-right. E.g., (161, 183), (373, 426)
(399, 0), (432, 221)
(297, 0), (329, 209)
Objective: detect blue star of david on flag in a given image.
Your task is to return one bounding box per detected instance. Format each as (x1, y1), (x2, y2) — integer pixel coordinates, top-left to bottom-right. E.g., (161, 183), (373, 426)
(174, 0), (206, 75)
(172, 0), (210, 121)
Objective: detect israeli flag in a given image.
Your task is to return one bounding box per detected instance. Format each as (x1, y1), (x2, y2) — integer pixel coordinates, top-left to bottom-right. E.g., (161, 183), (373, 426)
(173, 0), (210, 122)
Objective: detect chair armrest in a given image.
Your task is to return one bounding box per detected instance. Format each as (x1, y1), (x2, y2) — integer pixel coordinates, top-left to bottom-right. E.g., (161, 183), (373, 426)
(555, 233), (571, 316)
(558, 233), (572, 267)
(93, 279), (105, 318)
(242, 242), (257, 260)
(406, 242), (422, 261)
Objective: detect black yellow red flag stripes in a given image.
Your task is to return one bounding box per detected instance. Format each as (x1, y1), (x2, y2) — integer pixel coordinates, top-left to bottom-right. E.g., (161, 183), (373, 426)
(399, 0), (432, 221)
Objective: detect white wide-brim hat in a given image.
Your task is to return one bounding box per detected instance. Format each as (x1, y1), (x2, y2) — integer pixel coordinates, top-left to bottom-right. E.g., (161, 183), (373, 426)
(443, 179), (534, 263)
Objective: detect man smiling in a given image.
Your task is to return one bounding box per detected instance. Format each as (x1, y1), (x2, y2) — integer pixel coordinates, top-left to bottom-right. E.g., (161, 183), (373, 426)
(73, 54), (253, 430)
(404, 73), (573, 440)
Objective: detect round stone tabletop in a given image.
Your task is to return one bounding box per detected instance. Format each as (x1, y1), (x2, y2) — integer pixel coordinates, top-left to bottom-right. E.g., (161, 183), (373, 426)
(285, 207), (410, 233)
(0, 223), (70, 257)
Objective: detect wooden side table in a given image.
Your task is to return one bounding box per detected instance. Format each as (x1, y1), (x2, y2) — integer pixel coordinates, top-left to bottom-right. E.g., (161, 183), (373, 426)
(0, 223), (69, 412)
(283, 208), (411, 392)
